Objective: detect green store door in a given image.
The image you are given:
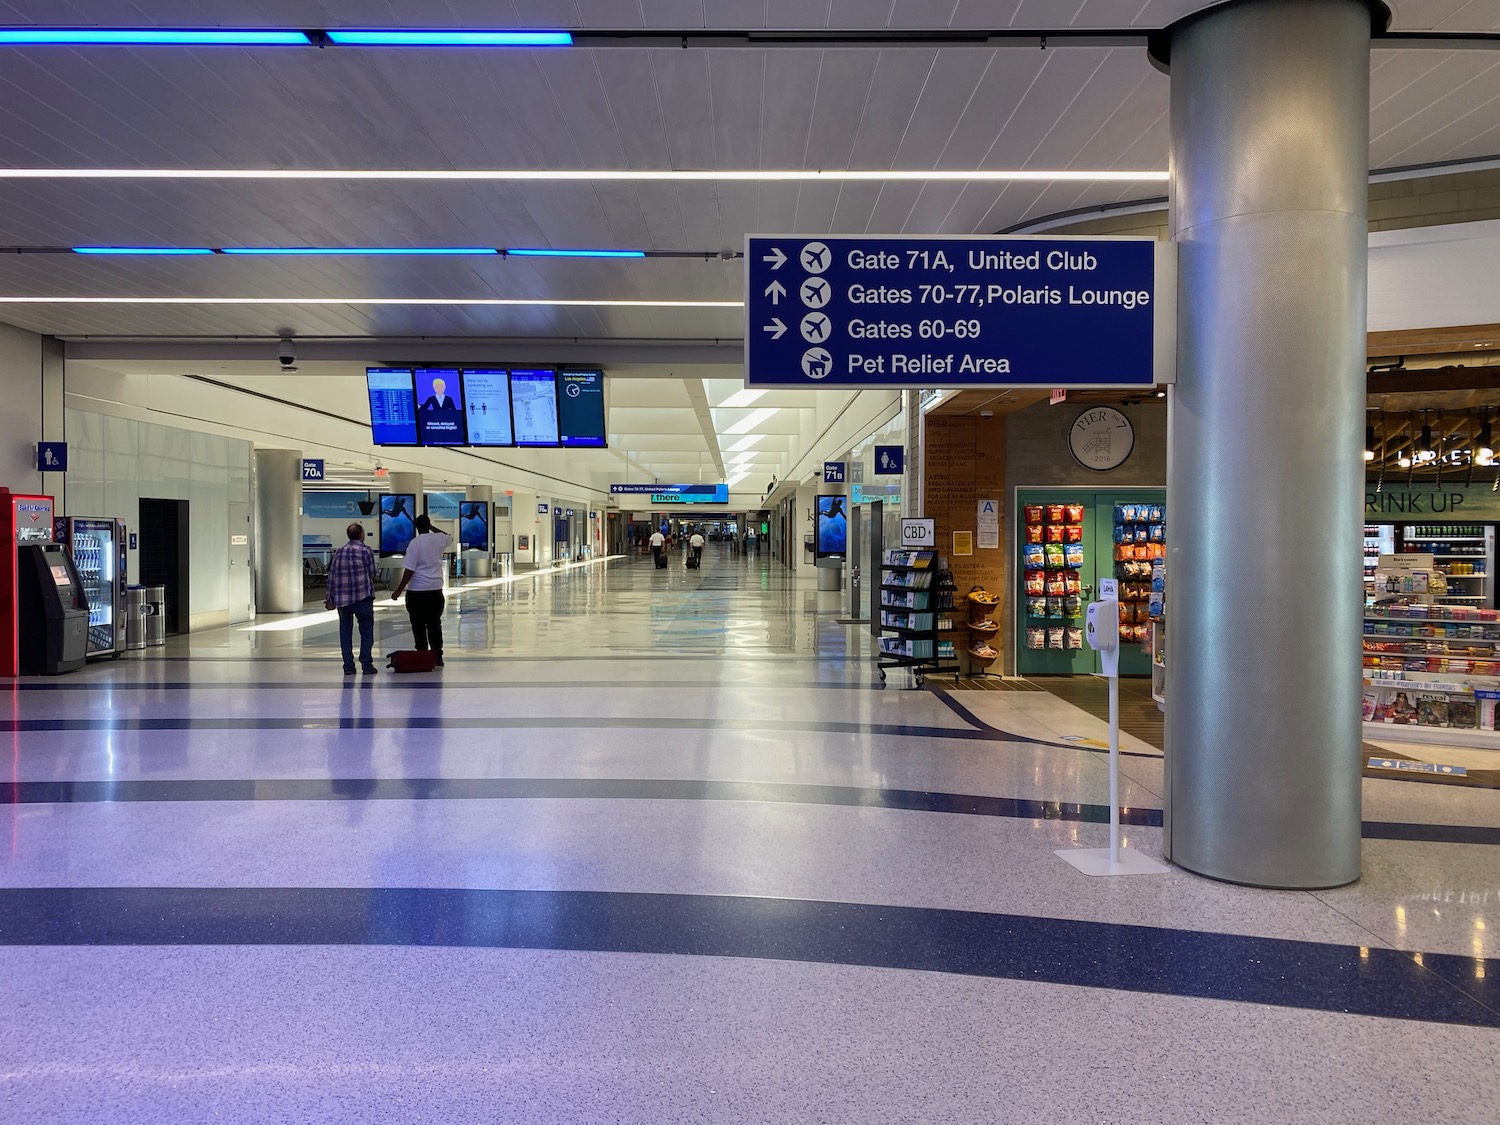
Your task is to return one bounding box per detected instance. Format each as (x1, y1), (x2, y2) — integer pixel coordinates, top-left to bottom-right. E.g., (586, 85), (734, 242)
(1015, 487), (1164, 677)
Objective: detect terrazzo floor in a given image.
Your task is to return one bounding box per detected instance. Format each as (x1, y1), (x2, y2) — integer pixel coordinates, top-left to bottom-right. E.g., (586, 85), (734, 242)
(1, 546), (1497, 1123)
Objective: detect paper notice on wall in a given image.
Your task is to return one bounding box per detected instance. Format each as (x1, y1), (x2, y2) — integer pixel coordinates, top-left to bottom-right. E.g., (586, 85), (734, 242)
(953, 531), (973, 556)
(977, 498), (1000, 549)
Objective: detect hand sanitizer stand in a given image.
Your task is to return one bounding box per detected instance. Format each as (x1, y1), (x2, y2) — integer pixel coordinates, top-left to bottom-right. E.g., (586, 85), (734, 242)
(1057, 579), (1171, 877)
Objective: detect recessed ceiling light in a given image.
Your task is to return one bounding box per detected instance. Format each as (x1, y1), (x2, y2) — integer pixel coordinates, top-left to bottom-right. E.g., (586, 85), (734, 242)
(221, 247), (499, 256)
(72, 246), (215, 255)
(506, 248), (645, 258)
(0, 29), (312, 46)
(324, 30), (572, 47)
(0, 168), (1169, 184)
(719, 389), (768, 409)
(725, 408), (779, 436)
(727, 435), (766, 453)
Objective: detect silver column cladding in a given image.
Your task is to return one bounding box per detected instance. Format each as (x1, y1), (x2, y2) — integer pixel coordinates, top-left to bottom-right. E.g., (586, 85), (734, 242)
(1164, 0), (1371, 888)
(252, 449), (304, 615)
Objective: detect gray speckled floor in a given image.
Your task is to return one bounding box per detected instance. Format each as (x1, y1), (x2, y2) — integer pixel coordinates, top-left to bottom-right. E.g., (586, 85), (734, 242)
(0, 549), (1497, 1122)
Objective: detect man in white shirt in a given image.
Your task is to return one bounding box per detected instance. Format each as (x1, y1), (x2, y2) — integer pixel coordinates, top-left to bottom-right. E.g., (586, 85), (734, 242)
(649, 529), (666, 568)
(391, 514), (453, 665)
(688, 530), (705, 567)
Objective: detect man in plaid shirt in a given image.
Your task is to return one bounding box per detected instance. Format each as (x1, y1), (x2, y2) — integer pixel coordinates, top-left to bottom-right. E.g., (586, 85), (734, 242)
(325, 522), (378, 675)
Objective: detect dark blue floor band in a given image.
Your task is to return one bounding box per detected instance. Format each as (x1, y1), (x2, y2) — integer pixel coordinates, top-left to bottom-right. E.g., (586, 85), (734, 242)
(0, 886), (1493, 1028)
(5, 678), (888, 693)
(3, 776), (1493, 846)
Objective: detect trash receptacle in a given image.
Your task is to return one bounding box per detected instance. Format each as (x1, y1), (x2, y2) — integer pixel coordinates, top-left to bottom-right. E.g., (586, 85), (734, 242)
(143, 585), (166, 647)
(125, 586), (148, 651)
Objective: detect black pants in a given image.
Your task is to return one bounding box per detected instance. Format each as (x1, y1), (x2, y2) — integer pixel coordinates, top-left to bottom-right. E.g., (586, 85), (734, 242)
(405, 589), (445, 656)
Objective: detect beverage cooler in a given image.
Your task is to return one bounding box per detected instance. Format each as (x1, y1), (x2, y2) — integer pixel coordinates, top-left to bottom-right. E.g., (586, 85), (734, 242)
(54, 517), (127, 659)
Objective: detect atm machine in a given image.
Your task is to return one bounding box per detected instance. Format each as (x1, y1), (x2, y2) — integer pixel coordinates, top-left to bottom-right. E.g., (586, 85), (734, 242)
(17, 542), (88, 675)
(54, 516), (127, 658)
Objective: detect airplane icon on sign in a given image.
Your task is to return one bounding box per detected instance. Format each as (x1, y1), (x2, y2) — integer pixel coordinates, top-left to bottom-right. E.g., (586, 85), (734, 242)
(801, 277), (830, 308)
(801, 312), (831, 342)
(801, 242), (831, 273)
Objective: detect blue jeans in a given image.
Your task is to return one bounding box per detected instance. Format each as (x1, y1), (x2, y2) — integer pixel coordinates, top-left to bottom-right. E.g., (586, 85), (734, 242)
(338, 596), (375, 671)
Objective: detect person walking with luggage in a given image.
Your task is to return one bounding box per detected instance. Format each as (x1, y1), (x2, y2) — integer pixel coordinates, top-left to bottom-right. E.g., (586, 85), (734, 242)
(325, 522), (378, 676)
(650, 528), (667, 569)
(390, 514), (452, 666)
(688, 529), (705, 569)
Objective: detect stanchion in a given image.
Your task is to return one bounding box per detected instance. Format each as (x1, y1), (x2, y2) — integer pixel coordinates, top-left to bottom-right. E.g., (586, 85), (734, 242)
(1057, 579), (1171, 878)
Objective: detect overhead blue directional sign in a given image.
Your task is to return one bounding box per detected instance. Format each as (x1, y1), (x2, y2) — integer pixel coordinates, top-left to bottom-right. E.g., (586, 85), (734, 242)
(823, 461), (845, 484)
(745, 236), (1173, 389)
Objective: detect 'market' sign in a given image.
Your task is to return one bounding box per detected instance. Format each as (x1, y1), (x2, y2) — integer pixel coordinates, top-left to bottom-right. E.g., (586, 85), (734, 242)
(744, 235), (1175, 389)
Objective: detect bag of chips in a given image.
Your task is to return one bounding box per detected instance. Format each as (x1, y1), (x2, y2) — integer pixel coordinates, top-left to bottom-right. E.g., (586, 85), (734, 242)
(1046, 597), (1064, 619)
(1026, 524), (1044, 544)
(1064, 595), (1083, 618)
(1025, 505), (1044, 525)
(1047, 505), (1065, 524)
(1065, 628), (1083, 650)
(1065, 524), (1083, 543)
(1026, 628), (1046, 650)
(1024, 569), (1046, 596)
(1134, 526), (1149, 544)
(1048, 628), (1065, 650)
(1027, 596), (1048, 618)
(1148, 505), (1164, 523)
(1046, 571), (1067, 596)
(1065, 543), (1085, 569)
(1149, 523), (1165, 543)
(1064, 504), (1084, 525)
(1064, 572), (1081, 596)
(1046, 524), (1065, 543)
(1044, 543), (1066, 568)
(1113, 524), (1130, 544)
(1023, 543), (1046, 568)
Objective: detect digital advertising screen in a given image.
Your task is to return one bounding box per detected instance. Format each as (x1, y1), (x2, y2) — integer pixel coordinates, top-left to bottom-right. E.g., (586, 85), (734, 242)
(558, 370), (606, 447)
(510, 368), (560, 446)
(460, 369), (514, 446)
(815, 494), (848, 559)
(459, 501), (489, 550)
(414, 367), (466, 446)
(379, 493), (418, 556)
(366, 368), (418, 446)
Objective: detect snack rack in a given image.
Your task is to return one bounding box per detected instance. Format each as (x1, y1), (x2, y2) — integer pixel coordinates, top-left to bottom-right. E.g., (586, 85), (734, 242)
(1021, 502), (1087, 659)
(1111, 502), (1165, 648)
(877, 548), (958, 683)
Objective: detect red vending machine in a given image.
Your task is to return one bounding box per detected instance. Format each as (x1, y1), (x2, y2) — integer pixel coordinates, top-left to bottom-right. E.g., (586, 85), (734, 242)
(0, 489), (55, 677)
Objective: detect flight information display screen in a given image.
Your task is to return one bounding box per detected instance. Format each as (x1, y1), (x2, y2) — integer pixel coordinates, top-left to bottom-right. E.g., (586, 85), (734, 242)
(461, 369), (514, 446)
(511, 369), (560, 446)
(414, 368), (466, 446)
(558, 370), (606, 447)
(366, 368), (418, 445)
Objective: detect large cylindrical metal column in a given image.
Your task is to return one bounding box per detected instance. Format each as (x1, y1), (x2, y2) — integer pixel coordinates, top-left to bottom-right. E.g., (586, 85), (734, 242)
(1163, 0), (1375, 888)
(253, 449), (303, 614)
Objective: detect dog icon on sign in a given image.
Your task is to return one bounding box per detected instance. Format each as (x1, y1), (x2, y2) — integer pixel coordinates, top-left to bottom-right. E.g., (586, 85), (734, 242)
(801, 348), (832, 380)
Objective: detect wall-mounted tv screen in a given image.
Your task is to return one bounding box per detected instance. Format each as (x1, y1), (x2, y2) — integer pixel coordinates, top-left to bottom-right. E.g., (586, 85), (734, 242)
(816, 494), (848, 560)
(558, 370), (606, 448)
(380, 493), (418, 556)
(414, 368), (466, 446)
(511, 369), (560, 446)
(459, 501), (489, 550)
(461, 369), (514, 446)
(367, 368), (418, 445)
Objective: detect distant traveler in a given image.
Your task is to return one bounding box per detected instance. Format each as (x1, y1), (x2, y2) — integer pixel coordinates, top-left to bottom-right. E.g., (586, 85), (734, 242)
(650, 528), (666, 568)
(325, 522), (378, 676)
(391, 514), (453, 666)
(689, 530), (705, 567)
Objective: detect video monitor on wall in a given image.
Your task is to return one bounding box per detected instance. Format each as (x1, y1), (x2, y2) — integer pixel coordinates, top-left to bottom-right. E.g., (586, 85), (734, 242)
(413, 368), (466, 446)
(366, 368), (418, 445)
(510, 368), (560, 446)
(816, 494), (848, 560)
(460, 369), (514, 446)
(558, 370), (606, 448)
(380, 494), (418, 556)
(459, 501), (489, 551)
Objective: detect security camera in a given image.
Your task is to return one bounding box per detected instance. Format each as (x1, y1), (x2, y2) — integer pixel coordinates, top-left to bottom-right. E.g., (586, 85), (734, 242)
(278, 337), (298, 371)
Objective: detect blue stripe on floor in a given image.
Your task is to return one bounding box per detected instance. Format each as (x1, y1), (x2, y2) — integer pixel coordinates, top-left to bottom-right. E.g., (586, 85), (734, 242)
(2, 776), (1493, 846)
(0, 886), (1493, 1027)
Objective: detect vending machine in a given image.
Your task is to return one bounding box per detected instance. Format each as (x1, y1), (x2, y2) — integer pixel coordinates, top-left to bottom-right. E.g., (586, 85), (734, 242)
(0, 489), (54, 677)
(54, 517), (127, 658)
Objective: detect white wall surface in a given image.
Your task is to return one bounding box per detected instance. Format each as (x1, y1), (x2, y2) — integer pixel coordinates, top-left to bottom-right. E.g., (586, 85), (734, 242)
(1368, 218), (1500, 332)
(65, 409), (253, 632)
(0, 322), (51, 501)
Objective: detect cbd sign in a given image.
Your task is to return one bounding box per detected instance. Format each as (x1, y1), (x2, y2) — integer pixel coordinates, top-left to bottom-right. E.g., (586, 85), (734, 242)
(900, 518), (935, 547)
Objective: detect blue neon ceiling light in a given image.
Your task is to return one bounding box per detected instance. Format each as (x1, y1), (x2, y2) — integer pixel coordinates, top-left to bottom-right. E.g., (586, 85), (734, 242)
(325, 30), (573, 47)
(507, 248), (646, 258)
(220, 247), (499, 256)
(0, 29), (312, 46)
(72, 246), (216, 255)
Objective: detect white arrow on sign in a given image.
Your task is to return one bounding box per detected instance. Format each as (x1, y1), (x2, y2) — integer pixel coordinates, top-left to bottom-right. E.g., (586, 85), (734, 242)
(763, 279), (786, 304)
(763, 317), (787, 340)
(762, 247), (787, 270)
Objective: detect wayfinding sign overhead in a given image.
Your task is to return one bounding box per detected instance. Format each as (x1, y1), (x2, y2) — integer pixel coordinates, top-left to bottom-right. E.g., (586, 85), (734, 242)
(745, 235), (1175, 389)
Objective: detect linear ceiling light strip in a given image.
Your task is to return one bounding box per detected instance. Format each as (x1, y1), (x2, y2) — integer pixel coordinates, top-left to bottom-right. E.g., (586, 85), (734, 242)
(0, 297), (742, 308)
(0, 169), (1167, 183)
(0, 28), (570, 47)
